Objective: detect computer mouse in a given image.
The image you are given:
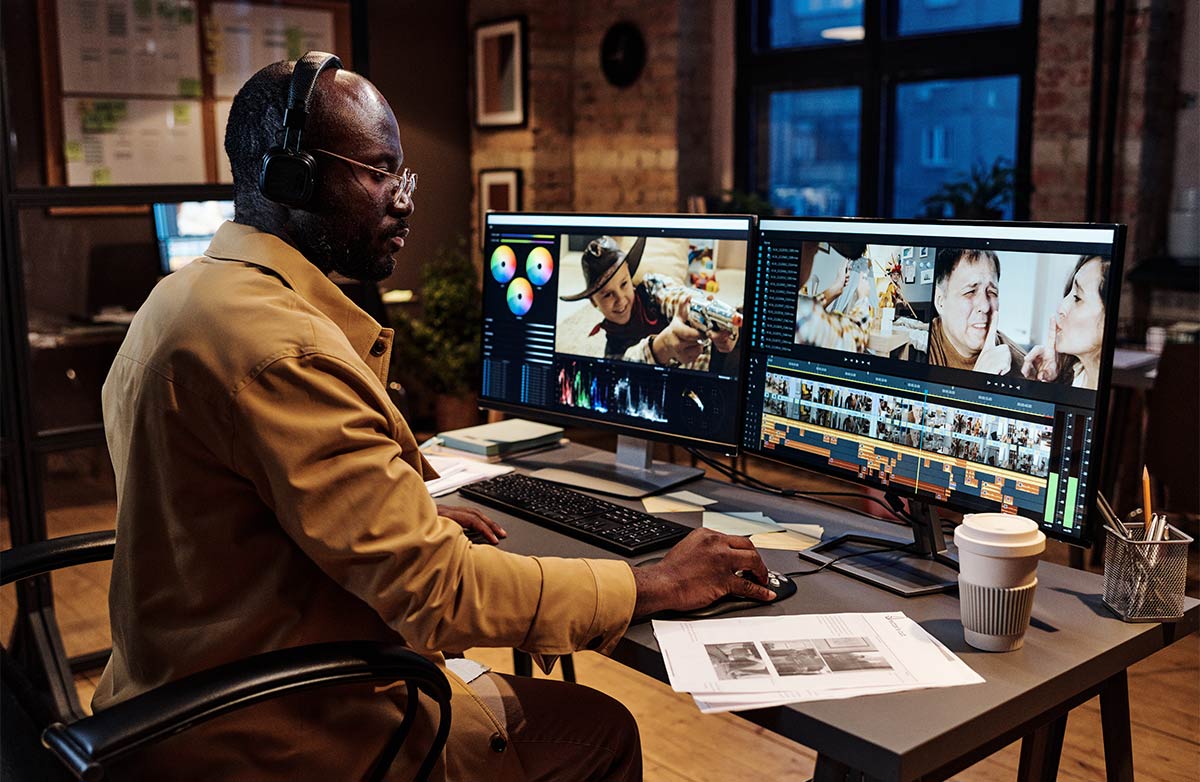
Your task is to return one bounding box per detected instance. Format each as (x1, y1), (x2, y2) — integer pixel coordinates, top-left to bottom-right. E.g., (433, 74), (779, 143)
(686, 570), (797, 618)
(634, 557), (797, 619)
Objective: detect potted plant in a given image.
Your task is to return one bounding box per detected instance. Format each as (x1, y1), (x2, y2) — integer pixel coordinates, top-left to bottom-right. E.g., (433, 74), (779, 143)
(920, 157), (1015, 220)
(393, 236), (482, 431)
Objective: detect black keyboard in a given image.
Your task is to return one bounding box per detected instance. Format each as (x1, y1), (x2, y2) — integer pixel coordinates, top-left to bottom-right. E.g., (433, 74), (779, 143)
(458, 473), (691, 556)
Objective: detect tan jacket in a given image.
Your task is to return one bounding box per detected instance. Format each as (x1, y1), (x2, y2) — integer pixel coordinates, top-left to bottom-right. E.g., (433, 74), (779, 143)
(95, 222), (637, 780)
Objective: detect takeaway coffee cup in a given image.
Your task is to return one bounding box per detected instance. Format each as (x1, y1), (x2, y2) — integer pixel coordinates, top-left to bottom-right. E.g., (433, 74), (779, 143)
(954, 513), (1046, 652)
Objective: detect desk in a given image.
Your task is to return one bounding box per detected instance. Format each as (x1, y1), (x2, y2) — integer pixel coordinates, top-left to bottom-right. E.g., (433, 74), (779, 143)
(456, 444), (1198, 782)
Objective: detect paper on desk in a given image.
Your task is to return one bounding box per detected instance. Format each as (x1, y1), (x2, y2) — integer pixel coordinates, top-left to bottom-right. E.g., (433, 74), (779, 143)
(703, 511), (785, 536)
(423, 455), (512, 498)
(749, 530), (820, 551)
(643, 496), (705, 514)
(727, 511), (772, 522)
(652, 613), (982, 712)
(666, 490), (718, 507)
(781, 523), (824, 538)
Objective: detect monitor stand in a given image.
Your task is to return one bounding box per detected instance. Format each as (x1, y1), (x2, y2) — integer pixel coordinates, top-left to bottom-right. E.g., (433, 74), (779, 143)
(798, 497), (959, 597)
(529, 435), (704, 499)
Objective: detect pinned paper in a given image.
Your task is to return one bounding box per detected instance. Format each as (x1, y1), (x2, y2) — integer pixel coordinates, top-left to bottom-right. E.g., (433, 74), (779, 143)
(665, 490), (718, 507)
(750, 530), (820, 551)
(643, 496), (704, 514)
(703, 511), (784, 536)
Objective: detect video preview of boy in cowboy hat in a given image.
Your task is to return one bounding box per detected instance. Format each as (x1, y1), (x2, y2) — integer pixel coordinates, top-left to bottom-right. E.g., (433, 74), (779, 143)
(554, 235), (745, 373)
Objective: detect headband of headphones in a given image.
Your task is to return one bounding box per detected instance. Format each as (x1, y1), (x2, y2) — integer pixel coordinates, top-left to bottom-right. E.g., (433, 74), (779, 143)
(258, 51), (343, 207)
(280, 51), (342, 152)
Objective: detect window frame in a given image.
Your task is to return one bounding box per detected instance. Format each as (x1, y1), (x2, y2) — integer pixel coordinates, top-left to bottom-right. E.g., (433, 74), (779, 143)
(735, 0), (1039, 220)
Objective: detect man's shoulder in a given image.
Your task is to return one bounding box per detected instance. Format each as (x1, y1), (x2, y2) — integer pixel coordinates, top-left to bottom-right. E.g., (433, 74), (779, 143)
(127, 260), (351, 395)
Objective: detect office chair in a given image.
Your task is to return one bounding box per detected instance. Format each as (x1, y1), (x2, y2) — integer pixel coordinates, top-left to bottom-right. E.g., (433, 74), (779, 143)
(2, 532), (452, 782)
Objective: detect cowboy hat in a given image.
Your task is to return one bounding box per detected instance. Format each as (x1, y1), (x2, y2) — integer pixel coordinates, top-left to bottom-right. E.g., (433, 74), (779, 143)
(558, 235), (646, 302)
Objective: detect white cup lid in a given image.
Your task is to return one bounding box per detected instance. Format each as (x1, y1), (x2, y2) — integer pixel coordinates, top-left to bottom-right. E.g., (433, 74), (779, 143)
(955, 513), (1046, 558)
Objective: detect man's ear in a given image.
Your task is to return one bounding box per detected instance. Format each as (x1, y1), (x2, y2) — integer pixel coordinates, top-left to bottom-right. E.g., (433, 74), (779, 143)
(933, 284), (945, 314)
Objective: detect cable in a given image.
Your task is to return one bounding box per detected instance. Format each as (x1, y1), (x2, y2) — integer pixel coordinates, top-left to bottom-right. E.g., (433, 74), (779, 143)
(685, 447), (916, 526)
(781, 540), (911, 579)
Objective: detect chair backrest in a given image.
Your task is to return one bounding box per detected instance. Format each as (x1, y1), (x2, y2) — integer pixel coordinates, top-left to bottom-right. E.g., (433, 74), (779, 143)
(3, 532), (451, 782)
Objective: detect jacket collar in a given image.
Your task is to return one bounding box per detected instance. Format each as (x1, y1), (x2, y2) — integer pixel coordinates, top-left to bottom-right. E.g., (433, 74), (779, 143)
(205, 221), (389, 361)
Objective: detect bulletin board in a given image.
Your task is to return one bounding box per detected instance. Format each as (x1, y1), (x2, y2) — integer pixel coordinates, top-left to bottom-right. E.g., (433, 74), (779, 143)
(39, 0), (352, 187)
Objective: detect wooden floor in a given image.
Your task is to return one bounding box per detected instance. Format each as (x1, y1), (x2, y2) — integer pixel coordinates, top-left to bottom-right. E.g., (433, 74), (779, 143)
(2, 445), (1197, 781)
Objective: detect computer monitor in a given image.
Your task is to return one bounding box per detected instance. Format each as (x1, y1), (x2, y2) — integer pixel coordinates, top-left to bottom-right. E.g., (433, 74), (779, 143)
(152, 200), (234, 274)
(479, 212), (756, 496)
(740, 217), (1125, 595)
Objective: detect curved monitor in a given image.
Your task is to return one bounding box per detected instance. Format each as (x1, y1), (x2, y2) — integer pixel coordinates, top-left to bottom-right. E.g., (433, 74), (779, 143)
(740, 217), (1125, 547)
(477, 212), (755, 493)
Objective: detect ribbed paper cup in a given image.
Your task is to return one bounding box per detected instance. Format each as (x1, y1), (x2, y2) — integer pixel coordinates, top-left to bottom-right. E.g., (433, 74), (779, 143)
(959, 578), (1038, 651)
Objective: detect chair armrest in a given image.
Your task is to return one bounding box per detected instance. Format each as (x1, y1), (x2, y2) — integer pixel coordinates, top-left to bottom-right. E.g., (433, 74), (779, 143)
(1, 532), (117, 586)
(42, 641), (452, 782)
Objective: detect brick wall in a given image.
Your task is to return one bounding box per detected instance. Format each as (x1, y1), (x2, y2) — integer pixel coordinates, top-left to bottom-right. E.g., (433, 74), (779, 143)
(468, 1), (715, 247)
(1032, 0), (1187, 328)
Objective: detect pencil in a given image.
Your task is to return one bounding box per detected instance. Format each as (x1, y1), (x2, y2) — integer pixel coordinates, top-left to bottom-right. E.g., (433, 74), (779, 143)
(1142, 466), (1153, 534)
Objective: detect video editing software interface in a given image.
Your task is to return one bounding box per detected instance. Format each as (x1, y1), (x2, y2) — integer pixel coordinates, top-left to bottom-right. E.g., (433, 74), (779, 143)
(741, 219), (1123, 542)
(480, 213), (755, 449)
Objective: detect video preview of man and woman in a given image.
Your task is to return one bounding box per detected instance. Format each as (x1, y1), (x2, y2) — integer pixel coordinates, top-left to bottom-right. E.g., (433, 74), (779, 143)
(553, 234), (746, 374)
(793, 242), (1111, 391)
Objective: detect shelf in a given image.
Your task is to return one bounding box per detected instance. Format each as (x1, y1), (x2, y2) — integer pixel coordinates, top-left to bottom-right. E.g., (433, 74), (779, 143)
(10, 184), (234, 208)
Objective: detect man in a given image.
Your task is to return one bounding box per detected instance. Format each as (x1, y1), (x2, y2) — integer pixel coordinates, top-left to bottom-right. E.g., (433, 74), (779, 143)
(94, 57), (774, 781)
(561, 235), (738, 369)
(927, 248), (1025, 376)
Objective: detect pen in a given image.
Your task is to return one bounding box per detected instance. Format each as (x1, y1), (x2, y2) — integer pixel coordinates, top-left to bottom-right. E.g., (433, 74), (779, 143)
(1142, 466), (1153, 535)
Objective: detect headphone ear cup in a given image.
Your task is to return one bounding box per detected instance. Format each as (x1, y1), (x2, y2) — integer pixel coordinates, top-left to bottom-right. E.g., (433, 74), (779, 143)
(259, 147), (318, 207)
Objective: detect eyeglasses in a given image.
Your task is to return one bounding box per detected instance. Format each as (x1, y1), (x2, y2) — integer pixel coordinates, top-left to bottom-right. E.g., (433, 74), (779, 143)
(311, 148), (417, 206)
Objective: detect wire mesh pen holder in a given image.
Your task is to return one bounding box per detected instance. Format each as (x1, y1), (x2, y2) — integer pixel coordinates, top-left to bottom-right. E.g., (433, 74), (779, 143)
(1103, 521), (1191, 622)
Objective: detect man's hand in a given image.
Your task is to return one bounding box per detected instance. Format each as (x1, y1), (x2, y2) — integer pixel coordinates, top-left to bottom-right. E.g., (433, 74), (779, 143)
(1022, 316), (1059, 382)
(631, 529), (774, 619)
(972, 315), (1012, 375)
(437, 504), (507, 544)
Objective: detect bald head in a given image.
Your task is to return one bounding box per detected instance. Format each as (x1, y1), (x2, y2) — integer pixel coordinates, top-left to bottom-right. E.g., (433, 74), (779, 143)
(225, 62), (398, 220)
(225, 58), (412, 281)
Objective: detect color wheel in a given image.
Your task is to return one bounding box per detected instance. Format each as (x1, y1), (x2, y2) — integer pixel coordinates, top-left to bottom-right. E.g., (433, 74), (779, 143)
(507, 278), (533, 316)
(490, 245), (516, 283)
(525, 246), (554, 286)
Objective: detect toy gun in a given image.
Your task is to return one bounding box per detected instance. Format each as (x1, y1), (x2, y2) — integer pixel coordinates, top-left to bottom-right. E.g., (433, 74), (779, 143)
(686, 296), (742, 335)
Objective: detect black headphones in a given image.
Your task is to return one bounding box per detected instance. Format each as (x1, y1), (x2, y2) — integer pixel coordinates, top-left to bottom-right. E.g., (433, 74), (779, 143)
(258, 51), (343, 208)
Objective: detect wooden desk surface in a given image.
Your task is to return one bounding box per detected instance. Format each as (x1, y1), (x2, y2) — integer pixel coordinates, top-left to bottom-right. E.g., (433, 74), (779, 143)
(456, 445), (1199, 782)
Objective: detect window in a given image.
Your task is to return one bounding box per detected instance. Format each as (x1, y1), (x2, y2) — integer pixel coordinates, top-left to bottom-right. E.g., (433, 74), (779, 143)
(739, 0), (1034, 219)
(768, 87), (861, 217)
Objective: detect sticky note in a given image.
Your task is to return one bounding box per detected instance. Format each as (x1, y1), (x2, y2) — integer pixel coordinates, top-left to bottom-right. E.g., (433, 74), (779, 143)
(665, 490), (717, 507)
(643, 496), (704, 514)
(750, 530), (821, 551)
(703, 511), (784, 536)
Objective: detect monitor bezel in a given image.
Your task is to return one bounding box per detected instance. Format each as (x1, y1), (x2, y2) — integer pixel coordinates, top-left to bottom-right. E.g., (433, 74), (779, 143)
(740, 215), (1126, 547)
(478, 210), (759, 456)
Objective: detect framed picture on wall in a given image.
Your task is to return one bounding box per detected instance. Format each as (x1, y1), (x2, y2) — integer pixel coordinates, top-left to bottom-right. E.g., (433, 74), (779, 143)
(474, 17), (526, 127)
(479, 169), (522, 244)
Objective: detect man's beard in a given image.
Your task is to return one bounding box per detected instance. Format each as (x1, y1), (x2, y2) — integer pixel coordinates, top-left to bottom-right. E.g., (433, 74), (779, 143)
(293, 211), (396, 282)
